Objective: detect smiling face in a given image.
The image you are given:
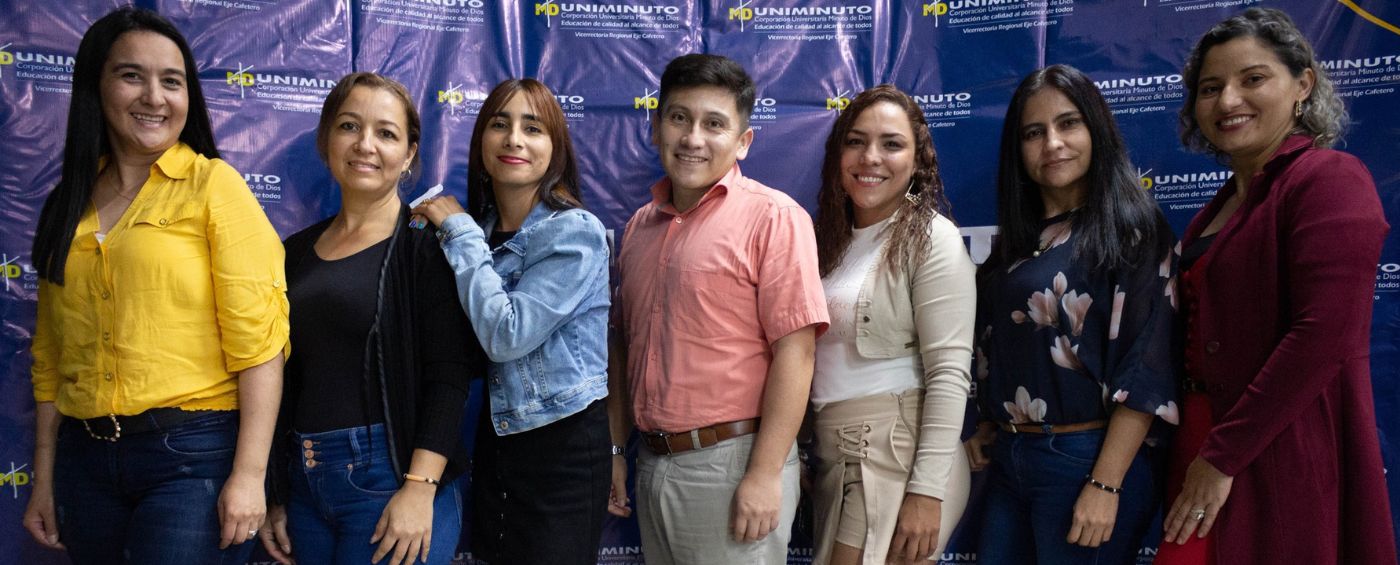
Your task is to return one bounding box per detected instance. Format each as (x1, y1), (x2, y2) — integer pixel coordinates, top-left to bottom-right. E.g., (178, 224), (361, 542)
(1194, 36), (1314, 173)
(839, 101), (916, 228)
(99, 31), (189, 160)
(652, 85), (753, 201)
(481, 93), (554, 197)
(324, 85), (417, 197)
(1019, 87), (1092, 201)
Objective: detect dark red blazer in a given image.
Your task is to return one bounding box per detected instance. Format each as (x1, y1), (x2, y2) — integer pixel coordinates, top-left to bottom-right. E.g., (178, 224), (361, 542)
(1182, 135), (1397, 565)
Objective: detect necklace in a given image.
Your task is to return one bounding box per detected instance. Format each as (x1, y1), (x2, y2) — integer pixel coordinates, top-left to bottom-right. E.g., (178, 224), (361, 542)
(101, 173), (140, 202)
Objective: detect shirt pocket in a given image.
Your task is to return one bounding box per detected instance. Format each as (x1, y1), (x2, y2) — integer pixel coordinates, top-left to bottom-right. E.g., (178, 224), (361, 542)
(669, 269), (756, 339)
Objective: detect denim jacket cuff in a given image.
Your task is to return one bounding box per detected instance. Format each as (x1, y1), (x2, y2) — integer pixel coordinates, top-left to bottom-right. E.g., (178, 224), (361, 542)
(437, 213), (479, 245)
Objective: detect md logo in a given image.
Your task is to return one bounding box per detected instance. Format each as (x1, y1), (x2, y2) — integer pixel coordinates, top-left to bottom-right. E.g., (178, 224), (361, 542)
(728, 0), (754, 31)
(536, 0), (559, 27)
(635, 88), (659, 120)
(1, 252), (36, 292)
(226, 62), (255, 98)
(826, 90), (851, 112)
(439, 82), (466, 115)
(2, 462), (30, 498)
(922, 2), (948, 27)
(0, 43), (12, 78)
(1138, 167), (1154, 190)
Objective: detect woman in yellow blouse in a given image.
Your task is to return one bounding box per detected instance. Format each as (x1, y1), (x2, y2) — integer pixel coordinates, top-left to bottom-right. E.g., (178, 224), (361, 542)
(22, 7), (288, 564)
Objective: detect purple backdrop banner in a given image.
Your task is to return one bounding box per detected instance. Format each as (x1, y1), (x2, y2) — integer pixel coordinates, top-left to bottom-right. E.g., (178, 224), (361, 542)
(2, 1), (1397, 563)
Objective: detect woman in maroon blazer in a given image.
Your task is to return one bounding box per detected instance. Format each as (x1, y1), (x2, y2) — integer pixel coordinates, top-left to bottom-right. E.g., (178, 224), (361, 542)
(1156, 8), (1397, 565)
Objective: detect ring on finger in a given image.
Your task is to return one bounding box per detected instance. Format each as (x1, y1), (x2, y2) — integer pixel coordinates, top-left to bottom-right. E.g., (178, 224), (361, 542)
(248, 529), (259, 537)
(1190, 508), (1206, 521)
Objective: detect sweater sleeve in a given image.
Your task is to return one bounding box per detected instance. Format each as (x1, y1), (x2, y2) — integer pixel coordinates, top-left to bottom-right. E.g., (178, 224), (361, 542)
(412, 233), (479, 456)
(905, 216), (976, 500)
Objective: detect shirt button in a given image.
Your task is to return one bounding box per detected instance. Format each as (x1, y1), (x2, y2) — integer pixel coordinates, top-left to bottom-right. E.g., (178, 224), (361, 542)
(862, 316), (870, 323)
(1205, 341), (1220, 353)
(104, 372), (113, 381)
(101, 291), (111, 300)
(498, 421), (509, 431)
(158, 218), (169, 226)
(273, 280), (281, 288)
(102, 332), (111, 341)
(652, 304), (660, 313)
(674, 218), (683, 224)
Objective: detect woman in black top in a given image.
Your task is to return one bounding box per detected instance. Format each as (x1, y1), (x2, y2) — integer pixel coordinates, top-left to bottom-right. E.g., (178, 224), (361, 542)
(261, 72), (479, 565)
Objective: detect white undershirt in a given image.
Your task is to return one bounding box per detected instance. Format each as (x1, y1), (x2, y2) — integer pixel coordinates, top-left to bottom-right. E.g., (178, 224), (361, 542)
(812, 218), (921, 407)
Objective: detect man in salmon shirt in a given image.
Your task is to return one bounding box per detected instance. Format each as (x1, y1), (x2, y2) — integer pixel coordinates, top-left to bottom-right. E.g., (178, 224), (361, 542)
(606, 53), (829, 565)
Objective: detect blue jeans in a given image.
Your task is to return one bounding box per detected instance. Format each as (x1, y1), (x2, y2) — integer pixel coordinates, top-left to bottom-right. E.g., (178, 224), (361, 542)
(285, 424), (462, 565)
(53, 410), (256, 565)
(977, 428), (1156, 565)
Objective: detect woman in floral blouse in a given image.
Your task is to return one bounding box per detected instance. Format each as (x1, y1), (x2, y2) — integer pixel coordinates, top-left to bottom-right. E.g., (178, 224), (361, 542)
(964, 64), (1178, 565)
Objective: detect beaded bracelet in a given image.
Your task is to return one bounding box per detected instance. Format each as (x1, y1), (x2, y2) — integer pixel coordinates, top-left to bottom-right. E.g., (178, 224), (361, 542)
(1084, 474), (1123, 494)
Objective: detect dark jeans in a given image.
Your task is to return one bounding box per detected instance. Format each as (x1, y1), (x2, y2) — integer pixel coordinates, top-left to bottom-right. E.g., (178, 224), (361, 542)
(471, 398), (610, 565)
(285, 423), (462, 565)
(977, 428), (1156, 565)
(53, 410), (256, 565)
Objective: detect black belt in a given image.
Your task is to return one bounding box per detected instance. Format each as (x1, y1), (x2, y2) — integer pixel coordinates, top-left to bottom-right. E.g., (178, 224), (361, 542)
(76, 408), (209, 442)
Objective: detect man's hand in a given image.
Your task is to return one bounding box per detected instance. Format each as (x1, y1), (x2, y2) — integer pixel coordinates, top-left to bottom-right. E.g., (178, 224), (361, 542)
(731, 471), (783, 542)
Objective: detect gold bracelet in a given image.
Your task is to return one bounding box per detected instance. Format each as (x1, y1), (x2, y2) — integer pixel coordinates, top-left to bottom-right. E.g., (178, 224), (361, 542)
(402, 473), (441, 486)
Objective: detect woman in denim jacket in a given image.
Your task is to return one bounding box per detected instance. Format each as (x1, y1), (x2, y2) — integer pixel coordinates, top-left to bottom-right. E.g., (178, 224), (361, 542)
(413, 78), (611, 565)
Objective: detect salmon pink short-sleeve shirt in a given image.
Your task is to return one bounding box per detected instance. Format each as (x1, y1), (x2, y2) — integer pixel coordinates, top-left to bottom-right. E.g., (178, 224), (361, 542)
(615, 165), (828, 433)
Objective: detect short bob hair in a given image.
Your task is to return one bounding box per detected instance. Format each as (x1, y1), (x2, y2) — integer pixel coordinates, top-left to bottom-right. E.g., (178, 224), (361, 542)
(32, 6), (218, 284)
(1179, 7), (1346, 154)
(657, 54), (756, 128)
(315, 72), (423, 178)
(467, 78), (583, 218)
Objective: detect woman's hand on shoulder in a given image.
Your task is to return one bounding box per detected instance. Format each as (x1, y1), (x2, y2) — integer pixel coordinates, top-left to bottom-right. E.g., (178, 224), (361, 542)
(371, 480), (437, 565)
(889, 493), (942, 564)
(411, 195), (467, 229)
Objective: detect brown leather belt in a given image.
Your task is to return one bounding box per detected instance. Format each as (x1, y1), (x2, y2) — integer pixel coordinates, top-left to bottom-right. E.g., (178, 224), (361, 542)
(998, 420), (1107, 434)
(642, 418), (759, 455)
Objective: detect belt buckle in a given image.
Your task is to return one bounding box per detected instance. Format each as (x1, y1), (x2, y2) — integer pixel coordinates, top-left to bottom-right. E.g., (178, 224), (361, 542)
(647, 431), (675, 455)
(83, 414), (121, 442)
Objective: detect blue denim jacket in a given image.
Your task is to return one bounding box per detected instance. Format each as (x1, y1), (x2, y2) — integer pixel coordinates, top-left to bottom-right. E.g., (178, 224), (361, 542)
(438, 202), (610, 435)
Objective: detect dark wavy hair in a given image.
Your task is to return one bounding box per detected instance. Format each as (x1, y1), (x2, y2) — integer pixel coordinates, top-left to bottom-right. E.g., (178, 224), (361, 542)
(1179, 7), (1346, 155)
(32, 6), (218, 284)
(467, 78), (583, 219)
(815, 85), (953, 278)
(983, 65), (1170, 275)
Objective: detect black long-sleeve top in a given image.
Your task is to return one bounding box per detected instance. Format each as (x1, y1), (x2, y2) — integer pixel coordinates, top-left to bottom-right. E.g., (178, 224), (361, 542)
(270, 207), (482, 504)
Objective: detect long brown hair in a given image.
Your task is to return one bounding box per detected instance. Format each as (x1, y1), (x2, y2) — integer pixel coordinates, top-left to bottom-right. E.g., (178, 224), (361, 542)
(468, 78), (583, 218)
(815, 84), (952, 278)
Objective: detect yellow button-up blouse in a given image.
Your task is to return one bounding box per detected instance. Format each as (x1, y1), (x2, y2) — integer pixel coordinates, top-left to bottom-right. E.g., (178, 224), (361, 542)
(31, 143), (290, 419)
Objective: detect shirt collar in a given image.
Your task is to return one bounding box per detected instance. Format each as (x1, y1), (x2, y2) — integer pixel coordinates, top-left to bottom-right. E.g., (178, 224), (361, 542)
(1261, 134), (1314, 174)
(153, 142), (197, 180)
(648, 163), (742, 215)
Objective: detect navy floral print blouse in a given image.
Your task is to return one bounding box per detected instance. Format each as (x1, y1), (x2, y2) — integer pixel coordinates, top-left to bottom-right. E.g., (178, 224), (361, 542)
(976, 213), (1180, 427)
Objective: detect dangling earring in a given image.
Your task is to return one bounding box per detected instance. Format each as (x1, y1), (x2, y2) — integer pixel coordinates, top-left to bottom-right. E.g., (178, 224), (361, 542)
(1294, 99), (1304, 118)
(903, 179), (920, 205)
